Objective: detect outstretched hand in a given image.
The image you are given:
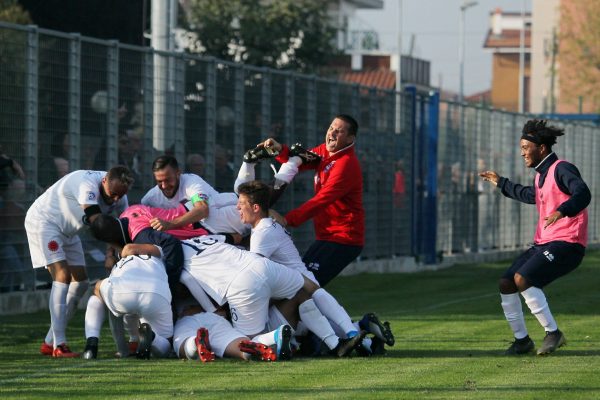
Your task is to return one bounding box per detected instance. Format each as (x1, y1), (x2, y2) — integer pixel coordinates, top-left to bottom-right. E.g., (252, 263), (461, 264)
(479, 171), (500, 186)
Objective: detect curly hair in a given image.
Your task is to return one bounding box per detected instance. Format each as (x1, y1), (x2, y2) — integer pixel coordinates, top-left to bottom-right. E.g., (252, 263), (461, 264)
(521, 119), (564, 149)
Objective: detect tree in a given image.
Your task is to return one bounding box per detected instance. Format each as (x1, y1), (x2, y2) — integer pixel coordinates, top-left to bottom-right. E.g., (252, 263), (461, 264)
(559, 1), (600, 112)
(0, 0), (31, 24)
(182, 0), (339, 72)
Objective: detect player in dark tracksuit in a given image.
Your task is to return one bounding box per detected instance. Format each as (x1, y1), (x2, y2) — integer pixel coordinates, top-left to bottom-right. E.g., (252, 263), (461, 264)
(479, 119), (591, 356)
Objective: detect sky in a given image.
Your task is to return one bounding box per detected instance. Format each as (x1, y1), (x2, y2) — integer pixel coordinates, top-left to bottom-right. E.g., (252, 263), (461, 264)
(354, 0), (531, 96)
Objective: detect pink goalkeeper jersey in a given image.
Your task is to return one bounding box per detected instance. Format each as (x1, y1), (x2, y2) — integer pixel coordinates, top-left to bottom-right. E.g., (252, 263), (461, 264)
(120, 204), (209, 241)
(534, 160), (588, 246)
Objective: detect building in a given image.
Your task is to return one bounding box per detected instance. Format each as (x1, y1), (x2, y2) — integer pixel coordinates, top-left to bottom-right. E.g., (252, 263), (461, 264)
(483, 8), (531, 112)
(530, 0), (599, 115)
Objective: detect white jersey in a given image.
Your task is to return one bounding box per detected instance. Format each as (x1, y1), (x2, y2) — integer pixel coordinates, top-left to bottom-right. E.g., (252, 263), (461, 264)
(250, 217), (309, 276)
(106, 254), (172, 302)
(141, 173), (219, 208)
(26, 170), (129, 237)
(181, 236), (261, 305)
(141, 173), (248, 235)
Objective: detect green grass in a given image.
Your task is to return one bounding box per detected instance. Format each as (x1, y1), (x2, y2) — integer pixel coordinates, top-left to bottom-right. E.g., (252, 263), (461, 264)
(2, 251), (600, 399)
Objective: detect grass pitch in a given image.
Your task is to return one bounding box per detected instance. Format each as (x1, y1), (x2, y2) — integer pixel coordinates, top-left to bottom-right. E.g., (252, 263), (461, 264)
(2, 250), (600, 399)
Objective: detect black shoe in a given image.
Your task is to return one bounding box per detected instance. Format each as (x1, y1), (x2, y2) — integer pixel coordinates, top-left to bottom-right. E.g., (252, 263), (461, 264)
(82, 337), (99, 360)
(275, 325), (293, 361)
(537, 330), (566, 355)
(359, 313), (395, 347)
(136, 323), (154, 360)
(505, 335), (535, 355)
(370, 336), (387, 355)
(243, 145), (279, 164)
(332, 331), (366, 357)
(289, 143), (321, 166)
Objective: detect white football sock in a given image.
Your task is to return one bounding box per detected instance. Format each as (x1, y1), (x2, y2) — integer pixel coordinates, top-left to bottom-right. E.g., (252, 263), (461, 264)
(84, 295), (105, 338)
(108, 312), (129, 357)
(298, 299), (338, 350)
(183, 336), (198, 360)
(312, 288), (357, 336)
(49, 281), (69, 347)
(45, 280), (90, 344)
(234, 162), (256, 193)
(251, 330), (277, 347)
(500, 293), (528, 339)
(151, 334), (172, 358)
(274, 157), (302, 184)
(123, 314), (140, 342)
(521, 287), (558, 332)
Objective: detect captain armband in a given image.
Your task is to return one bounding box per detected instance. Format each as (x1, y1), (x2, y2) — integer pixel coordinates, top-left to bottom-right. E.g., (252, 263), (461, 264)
(190, 193), (209, 206)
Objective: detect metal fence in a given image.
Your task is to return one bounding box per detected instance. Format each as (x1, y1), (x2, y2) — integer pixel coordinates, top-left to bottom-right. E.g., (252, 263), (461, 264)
(0, 22), (598, 292)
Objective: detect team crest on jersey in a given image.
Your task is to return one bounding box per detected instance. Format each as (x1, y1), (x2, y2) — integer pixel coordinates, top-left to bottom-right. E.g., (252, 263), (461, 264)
(87, 191), (96, 200)
(47, 240), (59, 252)
(323, 161), (336, 174)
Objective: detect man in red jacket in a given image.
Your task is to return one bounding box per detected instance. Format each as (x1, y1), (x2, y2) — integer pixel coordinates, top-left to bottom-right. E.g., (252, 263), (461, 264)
(257, 114), (364, 286)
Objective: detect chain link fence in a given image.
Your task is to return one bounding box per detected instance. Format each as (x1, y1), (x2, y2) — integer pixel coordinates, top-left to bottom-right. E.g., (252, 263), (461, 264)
(0, 22), (598, 292)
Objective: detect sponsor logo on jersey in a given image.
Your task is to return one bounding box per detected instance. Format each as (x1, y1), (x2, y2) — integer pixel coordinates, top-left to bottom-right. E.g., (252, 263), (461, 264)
(543, 250), (554, 262)
(307, 262), (320, 271)
(47, 240), (59, 252)
(87, 191), (96, 200)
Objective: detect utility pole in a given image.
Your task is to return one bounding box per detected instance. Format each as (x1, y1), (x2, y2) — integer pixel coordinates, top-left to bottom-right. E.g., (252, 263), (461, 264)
(395, 0), (403, 134)
(518, 0), (526, 113)
(459, 0), (477, 103)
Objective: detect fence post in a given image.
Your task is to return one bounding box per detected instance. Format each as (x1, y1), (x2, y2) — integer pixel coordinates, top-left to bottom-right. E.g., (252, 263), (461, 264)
(204, 57), (217, 185)
(404, 85), (418, 257)
(141, 49), (154, 189)
(423, 90), (440, 264)
(105, 40), (119, 167)
(68, 33), (81, 170)
(233, 65), (245, 161)
(24, 25), (39, 193)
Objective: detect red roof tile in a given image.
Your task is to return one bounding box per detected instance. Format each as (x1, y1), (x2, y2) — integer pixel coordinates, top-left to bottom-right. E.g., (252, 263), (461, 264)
(337, 70), (396, 90)
(484, 29), (531, 49)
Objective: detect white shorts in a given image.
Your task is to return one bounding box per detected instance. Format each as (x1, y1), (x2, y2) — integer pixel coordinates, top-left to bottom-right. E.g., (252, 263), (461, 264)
(226, 258), (304, 336)
(24, 214), (85, 268)
(173, 312), (246, 358)
(100, 281), (173, 339)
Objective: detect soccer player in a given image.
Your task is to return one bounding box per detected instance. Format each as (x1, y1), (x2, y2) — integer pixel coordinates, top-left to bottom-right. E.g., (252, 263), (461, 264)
(479, 119), (591, 355)
(141, 154), (248, 236)
(254, 114), (365, 286)
(82, 249), (174, 359)
(25, 167), (133, 357)
(237, 180), (395, 355)
(173, 306), (282, 362)
(90, 212), (363, 358)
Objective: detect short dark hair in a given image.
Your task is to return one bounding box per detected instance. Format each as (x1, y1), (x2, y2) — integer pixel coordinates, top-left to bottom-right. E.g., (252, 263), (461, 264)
(89, 214), (127, 247)
(106, 165), (135, 187)
(237, 180), (271, 213)
(335, 114), (359, 136)
(521, 119), (564, 150)
(152, 155), (179, 172)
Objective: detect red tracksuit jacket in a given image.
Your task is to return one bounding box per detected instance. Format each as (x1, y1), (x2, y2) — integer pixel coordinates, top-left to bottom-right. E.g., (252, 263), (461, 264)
(276, 142), (365, 246)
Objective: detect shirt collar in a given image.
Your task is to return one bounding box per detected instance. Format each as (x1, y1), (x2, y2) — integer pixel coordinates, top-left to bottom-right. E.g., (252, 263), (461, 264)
(534, 152), (557, 173)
